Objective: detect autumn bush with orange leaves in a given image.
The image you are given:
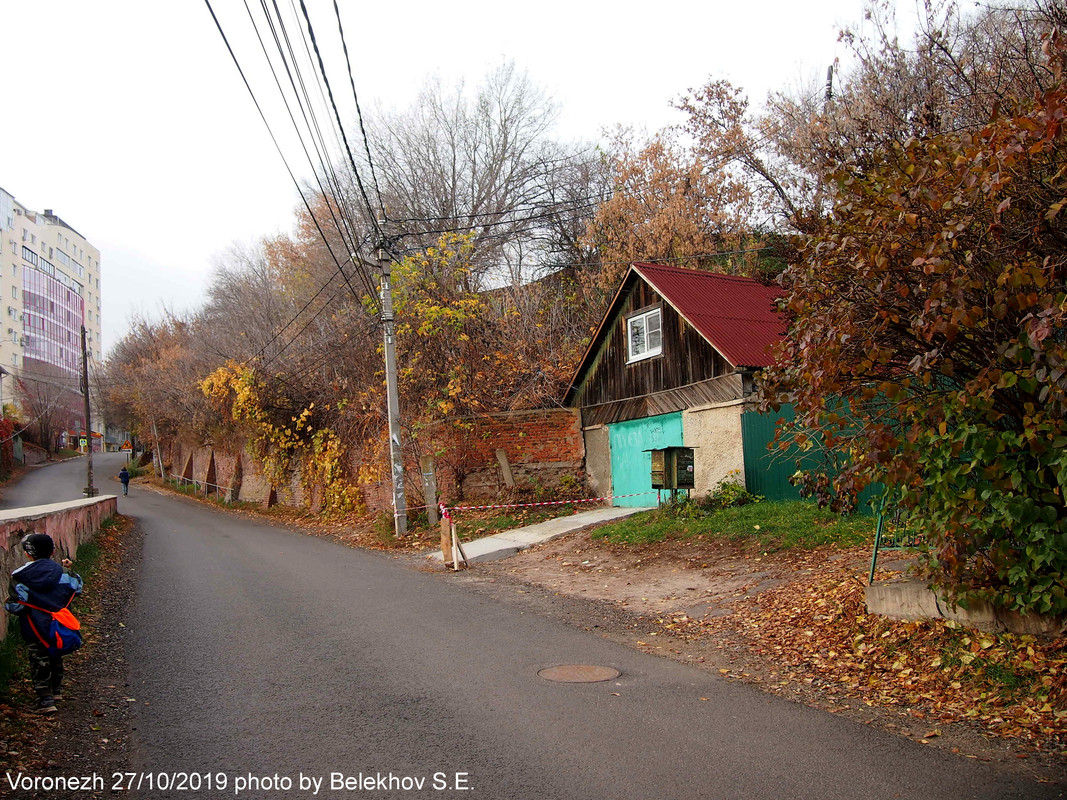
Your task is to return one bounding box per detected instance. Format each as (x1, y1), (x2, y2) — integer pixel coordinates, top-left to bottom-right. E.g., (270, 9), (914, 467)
(763, 31), (1067, 617)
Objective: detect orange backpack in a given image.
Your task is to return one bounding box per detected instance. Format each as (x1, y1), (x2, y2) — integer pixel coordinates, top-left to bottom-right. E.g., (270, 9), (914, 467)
(18, 595), (82, 655)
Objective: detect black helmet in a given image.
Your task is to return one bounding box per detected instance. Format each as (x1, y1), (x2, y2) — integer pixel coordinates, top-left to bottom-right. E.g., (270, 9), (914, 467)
(21, 533), (55, 559)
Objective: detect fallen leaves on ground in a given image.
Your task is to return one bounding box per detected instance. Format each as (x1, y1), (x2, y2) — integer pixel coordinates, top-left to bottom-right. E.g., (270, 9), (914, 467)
(687, 563), (1067, 750)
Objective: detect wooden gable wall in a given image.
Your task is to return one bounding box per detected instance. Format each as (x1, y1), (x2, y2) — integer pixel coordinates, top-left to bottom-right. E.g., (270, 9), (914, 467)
(572, 277), (732, 414)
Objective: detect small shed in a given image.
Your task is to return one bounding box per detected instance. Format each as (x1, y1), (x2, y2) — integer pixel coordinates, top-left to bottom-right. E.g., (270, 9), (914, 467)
(563, 263), (785, 506)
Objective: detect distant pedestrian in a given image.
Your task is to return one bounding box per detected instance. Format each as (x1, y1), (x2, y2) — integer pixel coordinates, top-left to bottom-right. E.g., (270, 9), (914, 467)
(119, 466), (130, 496)
(4, 533), (83, 714)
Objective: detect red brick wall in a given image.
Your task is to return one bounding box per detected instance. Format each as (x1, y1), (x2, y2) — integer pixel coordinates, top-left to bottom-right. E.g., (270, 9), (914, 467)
(418, 408), (585, 506)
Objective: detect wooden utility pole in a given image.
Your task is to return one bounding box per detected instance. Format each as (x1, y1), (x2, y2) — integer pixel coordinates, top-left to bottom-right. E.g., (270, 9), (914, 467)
(81, 326), (97, 497)
(378, 242), (408, 536)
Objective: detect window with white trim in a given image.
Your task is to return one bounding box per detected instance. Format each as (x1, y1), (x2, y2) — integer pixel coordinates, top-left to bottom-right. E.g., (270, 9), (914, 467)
(627, 306), (662, 363)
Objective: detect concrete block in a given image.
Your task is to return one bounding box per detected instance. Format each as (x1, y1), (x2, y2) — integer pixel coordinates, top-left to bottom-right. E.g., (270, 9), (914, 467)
(867, 579), (1066, 636)
(934, 595), (1000, 632)
(995, 609), (1067, 637)
(865, 580), (942, 621)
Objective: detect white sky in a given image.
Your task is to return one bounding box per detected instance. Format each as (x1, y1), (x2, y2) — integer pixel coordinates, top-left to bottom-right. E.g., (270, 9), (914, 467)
(0, 0), (900, 357)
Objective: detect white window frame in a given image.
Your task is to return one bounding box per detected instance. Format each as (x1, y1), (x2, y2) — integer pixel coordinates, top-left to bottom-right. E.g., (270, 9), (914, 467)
(627, 306), (662, 364)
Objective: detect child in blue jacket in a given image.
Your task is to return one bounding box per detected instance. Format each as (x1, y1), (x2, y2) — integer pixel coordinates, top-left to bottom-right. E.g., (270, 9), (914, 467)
(4, 533), (83, 714)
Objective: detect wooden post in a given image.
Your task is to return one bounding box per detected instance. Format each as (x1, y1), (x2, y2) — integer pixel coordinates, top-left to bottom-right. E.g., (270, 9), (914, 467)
(496, 449), (516, 487)
(450, 523), (468, 570)
(420, 456), (439, 526)
(440, 514), (453, 564)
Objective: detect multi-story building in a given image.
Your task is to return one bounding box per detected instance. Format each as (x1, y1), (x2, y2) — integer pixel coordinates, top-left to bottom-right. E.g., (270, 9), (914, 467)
(0, 185), (102, 430)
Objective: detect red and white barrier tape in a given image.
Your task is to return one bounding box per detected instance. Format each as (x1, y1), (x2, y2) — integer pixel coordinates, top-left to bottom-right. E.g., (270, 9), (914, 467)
(440, 491), (656, 517)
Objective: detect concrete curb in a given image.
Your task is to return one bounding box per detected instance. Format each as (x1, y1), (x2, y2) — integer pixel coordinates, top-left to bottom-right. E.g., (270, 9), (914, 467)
(430, 505), (654, 564)
(866, 579), (1066, 636)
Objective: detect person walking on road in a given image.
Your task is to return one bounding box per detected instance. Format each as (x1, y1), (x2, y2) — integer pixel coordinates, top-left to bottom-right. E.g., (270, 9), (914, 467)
(4, 533), (83, 714)
(118, 466), (130, 496)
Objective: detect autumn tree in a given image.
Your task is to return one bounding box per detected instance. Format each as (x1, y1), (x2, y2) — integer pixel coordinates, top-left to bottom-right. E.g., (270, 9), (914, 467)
(762, 23), (1067, 615)
(362, 63), (604, 288)
(582, 130), (760, 287)
(105, 312), (221, 445)
(15, 364), (81, 454)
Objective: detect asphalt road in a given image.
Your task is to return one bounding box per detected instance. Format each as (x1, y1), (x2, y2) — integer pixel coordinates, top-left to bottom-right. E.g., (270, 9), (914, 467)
(0, 450), (128, 509)
(5, 455), (1062, 799)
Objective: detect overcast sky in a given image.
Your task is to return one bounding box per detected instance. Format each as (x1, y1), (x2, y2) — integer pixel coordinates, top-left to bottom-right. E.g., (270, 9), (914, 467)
(0, 0), (904, 357)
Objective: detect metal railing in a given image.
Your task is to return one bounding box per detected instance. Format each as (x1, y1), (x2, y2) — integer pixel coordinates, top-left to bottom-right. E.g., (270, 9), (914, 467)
(168, 476), (233, 503)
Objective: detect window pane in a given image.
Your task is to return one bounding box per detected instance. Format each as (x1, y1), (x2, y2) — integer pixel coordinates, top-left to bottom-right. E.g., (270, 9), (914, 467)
(647, 310), (661, 352)
(629, 316), (646, 357)
(648, 327), (661, 352)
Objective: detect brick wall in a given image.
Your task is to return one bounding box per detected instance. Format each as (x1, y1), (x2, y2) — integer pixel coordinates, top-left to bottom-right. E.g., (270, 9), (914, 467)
(420, 408), (585, 505)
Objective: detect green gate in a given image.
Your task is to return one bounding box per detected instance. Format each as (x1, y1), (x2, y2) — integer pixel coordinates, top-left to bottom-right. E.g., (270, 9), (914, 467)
(607, 412), (683, 507)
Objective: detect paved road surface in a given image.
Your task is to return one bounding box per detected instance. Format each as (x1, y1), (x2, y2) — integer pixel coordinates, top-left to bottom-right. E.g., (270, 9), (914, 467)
(6, 456), (1062, 799)
(0, 451), (128, 509)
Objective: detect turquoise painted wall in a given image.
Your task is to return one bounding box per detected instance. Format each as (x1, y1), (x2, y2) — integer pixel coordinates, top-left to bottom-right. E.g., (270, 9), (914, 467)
(607, 413), (684, 507)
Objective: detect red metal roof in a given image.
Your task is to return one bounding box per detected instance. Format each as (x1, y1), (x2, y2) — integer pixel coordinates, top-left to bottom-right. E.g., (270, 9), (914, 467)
(632, 263), (786, 368)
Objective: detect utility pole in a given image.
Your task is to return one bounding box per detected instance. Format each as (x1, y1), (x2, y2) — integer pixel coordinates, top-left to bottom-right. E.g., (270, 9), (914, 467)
(377, 239), (408, 536)
(81, 326), (97, 497)
(152, 418), (166, 481)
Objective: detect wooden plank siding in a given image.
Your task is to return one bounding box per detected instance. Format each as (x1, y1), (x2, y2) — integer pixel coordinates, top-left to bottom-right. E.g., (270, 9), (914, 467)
(580, 373), (744, 427)
(572, 279), (734, 420)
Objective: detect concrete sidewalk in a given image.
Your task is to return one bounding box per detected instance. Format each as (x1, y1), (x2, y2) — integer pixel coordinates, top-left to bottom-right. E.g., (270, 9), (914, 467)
(430, 505), (654, 564)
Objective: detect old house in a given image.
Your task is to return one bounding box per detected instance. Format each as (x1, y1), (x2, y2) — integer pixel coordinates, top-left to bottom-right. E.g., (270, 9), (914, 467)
(564, 263), (785, 506)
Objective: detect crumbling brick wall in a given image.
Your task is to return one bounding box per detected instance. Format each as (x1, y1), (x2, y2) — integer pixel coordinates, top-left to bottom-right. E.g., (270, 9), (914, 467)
(417, 408), (585, 505)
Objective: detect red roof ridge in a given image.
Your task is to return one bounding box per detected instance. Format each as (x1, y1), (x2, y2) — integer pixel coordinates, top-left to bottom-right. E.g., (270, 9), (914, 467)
(632, 262), (772, 283)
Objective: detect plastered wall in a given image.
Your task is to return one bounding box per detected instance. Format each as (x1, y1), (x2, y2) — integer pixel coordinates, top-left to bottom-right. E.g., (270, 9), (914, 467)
(0, 496), (118, 643)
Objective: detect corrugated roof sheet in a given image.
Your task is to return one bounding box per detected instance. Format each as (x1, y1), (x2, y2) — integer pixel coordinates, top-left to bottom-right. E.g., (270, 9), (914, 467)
(632, 263), (786, 368)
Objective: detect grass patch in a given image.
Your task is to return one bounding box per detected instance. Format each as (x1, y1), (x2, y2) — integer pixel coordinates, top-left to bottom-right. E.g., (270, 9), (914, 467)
(590, 500), (873, 550)
(163, 477), (231, 504)
(123, 462), (149, 479)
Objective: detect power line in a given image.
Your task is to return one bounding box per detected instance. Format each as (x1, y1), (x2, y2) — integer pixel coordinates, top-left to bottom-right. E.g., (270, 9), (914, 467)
(295, 0), (383, 242)
(204, 0), (377, 316)
(246, 0), (361, 264)
(332, 0), (385, 215)
(247, 0), (380, 304)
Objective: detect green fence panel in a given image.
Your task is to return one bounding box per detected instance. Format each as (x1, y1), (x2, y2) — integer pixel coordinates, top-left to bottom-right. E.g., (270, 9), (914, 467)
(741, 405), (880, 514)
(741, 405), (806, 502)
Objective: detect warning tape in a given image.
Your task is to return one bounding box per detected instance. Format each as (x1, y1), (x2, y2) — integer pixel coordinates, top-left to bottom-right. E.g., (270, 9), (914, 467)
(440, 491), (656, 519)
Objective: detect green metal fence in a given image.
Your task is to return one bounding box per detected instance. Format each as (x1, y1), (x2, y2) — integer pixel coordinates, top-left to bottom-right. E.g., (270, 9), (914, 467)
(741, 405), (880, 513)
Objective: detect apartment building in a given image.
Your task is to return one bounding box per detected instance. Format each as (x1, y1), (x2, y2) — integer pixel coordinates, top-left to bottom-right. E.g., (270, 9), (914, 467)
(0, 185), (102, 407)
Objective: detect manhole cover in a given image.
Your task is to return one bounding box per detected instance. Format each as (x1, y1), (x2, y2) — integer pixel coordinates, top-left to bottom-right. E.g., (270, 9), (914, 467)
(538, 665), (620, 683)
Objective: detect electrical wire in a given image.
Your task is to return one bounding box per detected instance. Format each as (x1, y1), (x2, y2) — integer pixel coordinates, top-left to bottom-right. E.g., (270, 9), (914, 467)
(249, 0), (380, 304)
(332, 0), (385, 216)
(247, 0), (360, 266)
(295, 0), (383, 243)
(204, 0), (376, 317)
